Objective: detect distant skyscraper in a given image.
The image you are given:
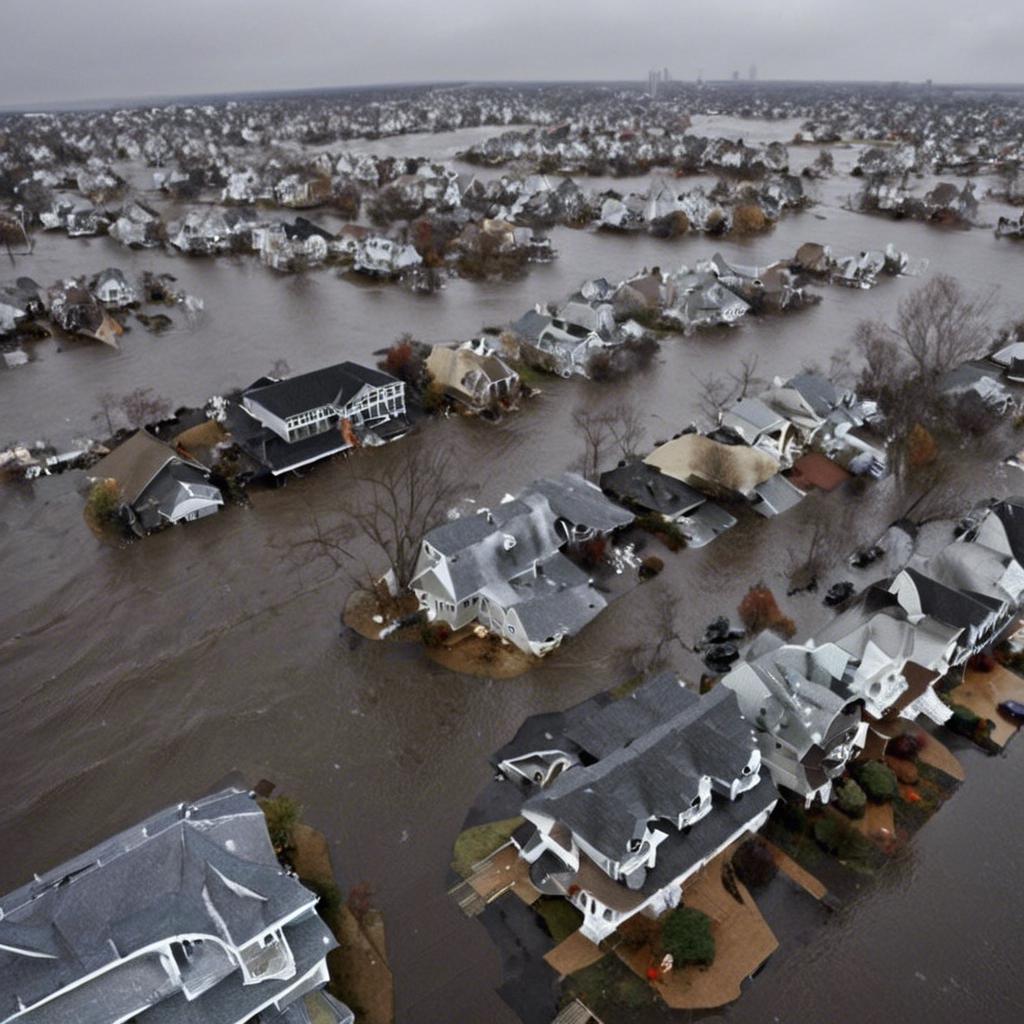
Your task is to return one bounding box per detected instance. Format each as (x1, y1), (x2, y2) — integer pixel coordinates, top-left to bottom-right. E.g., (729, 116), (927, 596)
(732, 69), (740, 82)
(664, 67), (670, 83)
(749, 63), (757, 81)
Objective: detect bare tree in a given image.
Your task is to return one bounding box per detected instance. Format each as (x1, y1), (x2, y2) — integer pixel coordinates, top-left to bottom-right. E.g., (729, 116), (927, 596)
(696, 354), (765, 426)
(621, 589), (691, 677)
(854, 275), (996, 481)
(856, 274), (994, 385)
(119, 388), (172, 430)
(269, 358), (291, 379)
(573, 401), (645, 481)
(290, 444), (466, 592)
(786, 504), (854, 593)
(93, 391), (120, 436)
(0, 209), (31, 262)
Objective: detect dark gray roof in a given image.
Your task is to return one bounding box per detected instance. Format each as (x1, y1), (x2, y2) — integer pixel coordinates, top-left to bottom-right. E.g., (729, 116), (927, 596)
(0, 787), (337, 1024)
(904, 566), (1000, 628)
(524, 684), (757, 863)
(245, 361), (398, 419)
(566, 672), (699, 760)
(785, 373), (839, 418)
(510, 309), (551, 344)
(599, 460), (705, 518)
(521, 473), (634, 535)
(990, 497), (1024, 564)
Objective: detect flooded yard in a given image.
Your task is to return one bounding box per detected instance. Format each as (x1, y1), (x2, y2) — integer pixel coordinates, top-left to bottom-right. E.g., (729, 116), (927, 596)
(2, 123), (1024, 1023)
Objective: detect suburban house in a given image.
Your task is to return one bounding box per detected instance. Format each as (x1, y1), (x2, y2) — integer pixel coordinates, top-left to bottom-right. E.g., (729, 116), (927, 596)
(814, 599), (961, 726)
(643, 432), (797, 516)
(510, 309), (616, 379)
(89, 429), (223, 534)
(0, 786), (353, 1024)
(425, 344), (520, 413)
(662, 269), (749, 329)
(597, 457), (737, 547)
(232, 361), (408, 476)
(721, 637), (868, 804)
(884, 528), (1024, 665)
(719, 396), (804, 467)
(598, 459), (705, 522)
(410, 473), (633, 656)
(91, 268), (138, 308)
(497, 675), (777, 943)
(352, 236), (423, 278)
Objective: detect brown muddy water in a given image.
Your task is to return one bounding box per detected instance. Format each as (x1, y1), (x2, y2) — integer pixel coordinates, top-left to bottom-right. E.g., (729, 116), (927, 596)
(2, 121), (1024, 1024)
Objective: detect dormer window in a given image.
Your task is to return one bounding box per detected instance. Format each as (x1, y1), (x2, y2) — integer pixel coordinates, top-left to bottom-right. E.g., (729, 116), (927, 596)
(691, 795), (701, 807)
(628, 838), (643, 853)
(502, 534), (517, 550)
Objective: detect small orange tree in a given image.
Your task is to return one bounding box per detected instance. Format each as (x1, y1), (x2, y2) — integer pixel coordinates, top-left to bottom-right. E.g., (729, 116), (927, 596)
(738, 583), (796, 638)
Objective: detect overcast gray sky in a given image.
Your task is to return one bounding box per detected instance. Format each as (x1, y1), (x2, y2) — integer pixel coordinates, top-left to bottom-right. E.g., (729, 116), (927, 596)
(3, 0), (1022, 108)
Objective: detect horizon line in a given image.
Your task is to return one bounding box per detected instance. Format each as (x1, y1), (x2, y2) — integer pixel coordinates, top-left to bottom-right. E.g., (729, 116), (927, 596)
(4, 75), (1024, 117)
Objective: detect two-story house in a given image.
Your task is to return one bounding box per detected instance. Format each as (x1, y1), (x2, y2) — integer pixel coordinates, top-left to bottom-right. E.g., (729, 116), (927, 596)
(721, 637), (867, 804)
(411, 473), (633, 657)
(0, 786), (353, 1024)
(233, 361), (408, 476)
(498, 675), (777, 943)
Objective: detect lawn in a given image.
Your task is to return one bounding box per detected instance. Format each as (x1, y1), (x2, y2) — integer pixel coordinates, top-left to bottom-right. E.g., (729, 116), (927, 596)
(534, 896), (584, 942)
(451, 817), (523, 878)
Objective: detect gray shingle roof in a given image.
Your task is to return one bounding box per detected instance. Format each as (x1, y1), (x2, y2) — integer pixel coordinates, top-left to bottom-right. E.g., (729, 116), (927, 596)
(524, 683), (757, 864)
(244, 361), (398, 419)
(0, 788), (339, 1024)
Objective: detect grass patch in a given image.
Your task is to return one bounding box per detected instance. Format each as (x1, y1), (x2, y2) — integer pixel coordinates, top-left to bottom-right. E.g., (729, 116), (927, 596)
(535, 896), (583, 942)
(451, 817), (523, 877)
(562, 953), (660, 1016)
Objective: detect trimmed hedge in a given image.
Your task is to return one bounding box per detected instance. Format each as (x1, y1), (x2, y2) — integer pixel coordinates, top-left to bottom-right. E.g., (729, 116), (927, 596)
(855, 760), (899, 803)
(661, 906), (715, 967)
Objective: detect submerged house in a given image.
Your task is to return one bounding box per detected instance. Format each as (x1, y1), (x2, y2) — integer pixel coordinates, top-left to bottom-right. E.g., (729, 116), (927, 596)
(510, 308), (615, 379)
(92, 268), (138, 308)
(498, 675), (777, 942)
(425, 344), (520, 413)
(643, 433), (793, 516)
(411, 473), (633, 657)
(232, 361), (408, 476)
(0, 786), (353, 1024)
(721, 638), (867, 804)
(89, 429), (224, 534)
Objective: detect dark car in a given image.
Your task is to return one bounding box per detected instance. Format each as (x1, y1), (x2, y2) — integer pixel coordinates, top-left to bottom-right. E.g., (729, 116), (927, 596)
(997, 700), (1024, 722)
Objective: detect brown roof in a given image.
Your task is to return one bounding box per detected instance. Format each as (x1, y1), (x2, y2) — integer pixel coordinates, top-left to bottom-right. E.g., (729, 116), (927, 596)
(90, 430), (201, 504)
(644, 434), (778, 498)
(788, 452), (851, 492)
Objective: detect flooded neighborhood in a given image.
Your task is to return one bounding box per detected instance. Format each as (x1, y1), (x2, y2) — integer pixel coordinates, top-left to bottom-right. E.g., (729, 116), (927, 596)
(3, 6), (1024, 1024)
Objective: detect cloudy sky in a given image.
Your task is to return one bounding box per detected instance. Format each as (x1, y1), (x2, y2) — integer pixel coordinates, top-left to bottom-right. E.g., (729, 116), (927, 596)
(3, 0), (1021, 108)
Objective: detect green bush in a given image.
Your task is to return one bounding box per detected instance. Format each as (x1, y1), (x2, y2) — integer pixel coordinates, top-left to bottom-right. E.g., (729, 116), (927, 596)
(259, 795), (301, 853)
(945, 702), (998, 752)
(834, 778), (867, 819)
(855, 760), (899, 803)
(661, 906), (715, 967)
(813, 815), (857, 857)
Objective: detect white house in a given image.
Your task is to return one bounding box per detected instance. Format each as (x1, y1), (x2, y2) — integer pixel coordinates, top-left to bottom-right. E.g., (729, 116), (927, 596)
(0, 787), (353, 1024)
(502, 677), (777, 943)
(411, 474), (633, 657)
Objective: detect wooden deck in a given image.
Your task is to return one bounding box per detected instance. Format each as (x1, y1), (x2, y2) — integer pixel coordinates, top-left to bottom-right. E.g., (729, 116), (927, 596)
(544, 931), (604, 978)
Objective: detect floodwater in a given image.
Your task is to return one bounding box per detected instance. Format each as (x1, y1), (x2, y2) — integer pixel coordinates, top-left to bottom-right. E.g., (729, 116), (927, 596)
(2, 120), (1024, 1024)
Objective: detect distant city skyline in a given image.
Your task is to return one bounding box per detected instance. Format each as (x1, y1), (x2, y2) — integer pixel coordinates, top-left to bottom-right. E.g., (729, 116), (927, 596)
(2, 0), (1022, 109)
